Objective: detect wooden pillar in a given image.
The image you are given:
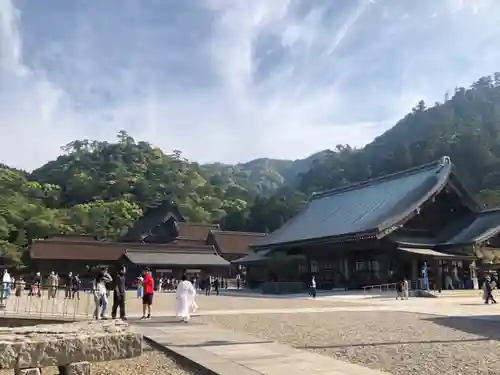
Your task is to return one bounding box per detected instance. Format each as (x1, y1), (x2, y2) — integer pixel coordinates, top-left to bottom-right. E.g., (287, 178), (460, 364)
(411, 257), (418, 285)
(433, 259), (442, 292)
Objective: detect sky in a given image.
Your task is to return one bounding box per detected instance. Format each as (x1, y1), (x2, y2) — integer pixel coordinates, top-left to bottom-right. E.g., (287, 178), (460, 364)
(1, 0), (500, 170)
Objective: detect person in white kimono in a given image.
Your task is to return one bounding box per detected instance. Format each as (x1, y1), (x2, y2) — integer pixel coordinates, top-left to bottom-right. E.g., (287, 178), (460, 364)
(176, 274), (197, 323)
(0, 269), (12, 308)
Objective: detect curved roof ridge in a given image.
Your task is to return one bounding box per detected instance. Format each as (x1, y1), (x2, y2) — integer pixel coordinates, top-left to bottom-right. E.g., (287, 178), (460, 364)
(210, 230), (267, 236)
(310, 156), (450, 201)
(178, 222), (220, 228)
(478, 207), (500, 215)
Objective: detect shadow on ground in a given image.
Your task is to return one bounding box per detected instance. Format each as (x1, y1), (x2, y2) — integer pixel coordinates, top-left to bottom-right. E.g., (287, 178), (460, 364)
(424, 315), (500, 340)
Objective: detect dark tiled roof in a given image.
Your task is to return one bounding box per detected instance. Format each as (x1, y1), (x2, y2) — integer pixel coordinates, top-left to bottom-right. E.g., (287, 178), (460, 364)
(389, 234), (438, 247)
(30, 240), (125, 261)
(397, 247), (475, 259)
(177, 222), (220, 241)
(30, 238), (216, 261)
(124, 249), (229, 267)
(49, 235), (98, 242)
(232, 249), (272, 264)
(171, 238), (209, 247)
(121, 198), (184, 241)
(438, 209), (500, 246)
(251, 157), (454, 250)
(209, 230), (267, 255)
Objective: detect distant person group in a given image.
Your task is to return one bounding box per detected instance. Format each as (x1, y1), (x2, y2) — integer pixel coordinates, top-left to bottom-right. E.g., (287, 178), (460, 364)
(92, 266), (201, 323)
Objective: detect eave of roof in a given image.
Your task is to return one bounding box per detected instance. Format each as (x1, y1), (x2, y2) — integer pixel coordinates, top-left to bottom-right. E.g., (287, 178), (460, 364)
(124, 249), (229, 267)
(437, 208), (500, 247)
(397, 247), (475, 260)
(251, 157), (454, 250)
(30, 242), (125, 261)
(209, 230), (267, 254)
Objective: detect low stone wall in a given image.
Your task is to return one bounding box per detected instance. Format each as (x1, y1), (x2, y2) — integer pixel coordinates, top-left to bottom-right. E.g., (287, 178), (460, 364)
(0, 317), (72, 328)
(0, 320), (142, 374)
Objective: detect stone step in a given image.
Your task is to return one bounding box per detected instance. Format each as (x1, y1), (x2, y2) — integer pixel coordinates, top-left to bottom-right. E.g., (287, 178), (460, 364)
(131, 320), (393, 375)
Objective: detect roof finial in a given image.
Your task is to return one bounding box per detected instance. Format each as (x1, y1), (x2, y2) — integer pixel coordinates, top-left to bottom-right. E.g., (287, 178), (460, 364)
(441, 156), (451, 165)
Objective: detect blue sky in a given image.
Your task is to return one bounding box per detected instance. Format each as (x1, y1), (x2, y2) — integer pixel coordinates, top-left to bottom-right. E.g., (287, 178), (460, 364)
(1, 0), (500, 170)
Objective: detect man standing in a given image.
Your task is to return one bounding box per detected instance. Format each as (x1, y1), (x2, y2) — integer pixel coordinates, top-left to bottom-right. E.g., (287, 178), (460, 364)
(213, 277), (220, 296)
(111, 266), (127, 320)
(65, 272), (73, 299)
(141, 268), (154, 320)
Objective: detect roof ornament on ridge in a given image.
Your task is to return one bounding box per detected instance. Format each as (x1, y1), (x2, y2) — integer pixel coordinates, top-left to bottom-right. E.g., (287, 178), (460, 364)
(440, 156), (451, 166)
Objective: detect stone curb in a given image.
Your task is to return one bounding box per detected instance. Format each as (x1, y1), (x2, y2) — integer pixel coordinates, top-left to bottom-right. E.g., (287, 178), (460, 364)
(143, 335), (217, 375)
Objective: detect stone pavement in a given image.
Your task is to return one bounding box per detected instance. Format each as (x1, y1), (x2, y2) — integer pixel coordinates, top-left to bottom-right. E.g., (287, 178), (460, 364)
(131, 319), (391, 375)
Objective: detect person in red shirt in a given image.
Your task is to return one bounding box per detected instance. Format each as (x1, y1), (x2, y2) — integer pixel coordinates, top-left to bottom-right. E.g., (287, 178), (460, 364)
(141, 268), (154, 320)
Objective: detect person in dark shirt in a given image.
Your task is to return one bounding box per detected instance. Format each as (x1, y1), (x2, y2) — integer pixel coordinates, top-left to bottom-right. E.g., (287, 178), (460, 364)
(111, 265), (127, 320)
(396, 279), (403, 300)
(484, 277), (497, 305)
(213, 277), (220, 296)
(72, 274), (81, 300)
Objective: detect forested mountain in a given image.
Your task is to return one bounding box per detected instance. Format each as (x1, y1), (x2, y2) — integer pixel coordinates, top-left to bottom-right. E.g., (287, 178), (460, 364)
(299, 73), (500, 208)
(201, 150), (332, 196)
(2, 73), (500, 267)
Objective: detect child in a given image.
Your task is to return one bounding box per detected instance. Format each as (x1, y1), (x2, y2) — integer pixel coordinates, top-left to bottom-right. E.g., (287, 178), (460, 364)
(137, 276), (144, 299)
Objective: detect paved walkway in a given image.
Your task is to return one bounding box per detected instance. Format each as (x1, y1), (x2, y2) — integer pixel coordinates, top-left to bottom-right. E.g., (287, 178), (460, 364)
(131, 319), (391, 375)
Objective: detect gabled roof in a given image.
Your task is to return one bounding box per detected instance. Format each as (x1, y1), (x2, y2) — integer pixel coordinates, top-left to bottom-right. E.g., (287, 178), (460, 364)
(251, 157), (455, 250)
(120, 198), (185, 242)
(176, 222), (220, 241)
(208, 230), (267, 255)
(438, 209), (500, 247)
(30, 239), (125, 261)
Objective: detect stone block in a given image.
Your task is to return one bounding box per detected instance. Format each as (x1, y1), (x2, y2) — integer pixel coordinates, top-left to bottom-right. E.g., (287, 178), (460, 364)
(60, 361), (91, 375)
(15, 368), (41, 375)
(0, 320), (142, 370)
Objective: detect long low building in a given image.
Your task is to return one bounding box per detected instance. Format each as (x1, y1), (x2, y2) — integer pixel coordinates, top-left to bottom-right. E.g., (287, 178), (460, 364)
(30, 237), (229, 282)
(30, 198), (265, 282)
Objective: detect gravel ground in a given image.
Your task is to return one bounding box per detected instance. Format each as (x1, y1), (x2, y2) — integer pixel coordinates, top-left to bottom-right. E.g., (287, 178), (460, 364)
(125, 293), (364, 313)
(198, 311), (500, 375)
(0, 345), (194, 375)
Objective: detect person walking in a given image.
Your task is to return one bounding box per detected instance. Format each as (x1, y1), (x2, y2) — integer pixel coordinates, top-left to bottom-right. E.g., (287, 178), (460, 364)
(175, 274), (197, 323)
(141, 268), (154, 320)
(111, 266), (127, 320)
(402, 277), (409, 300)
(484, 276), (497, 304)
(213, 277), (220, 296)
(205, 276), (211, 296)
(310, 276), (317, 298)
(396, 279), (403, 300)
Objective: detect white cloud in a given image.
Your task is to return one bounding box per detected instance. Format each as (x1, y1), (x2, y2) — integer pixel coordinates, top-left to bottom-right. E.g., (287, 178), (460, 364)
(1, 0), (500, 170)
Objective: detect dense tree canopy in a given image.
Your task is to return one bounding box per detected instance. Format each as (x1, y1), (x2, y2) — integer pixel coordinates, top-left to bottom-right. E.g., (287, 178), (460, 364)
(2, 73), (500, 267)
